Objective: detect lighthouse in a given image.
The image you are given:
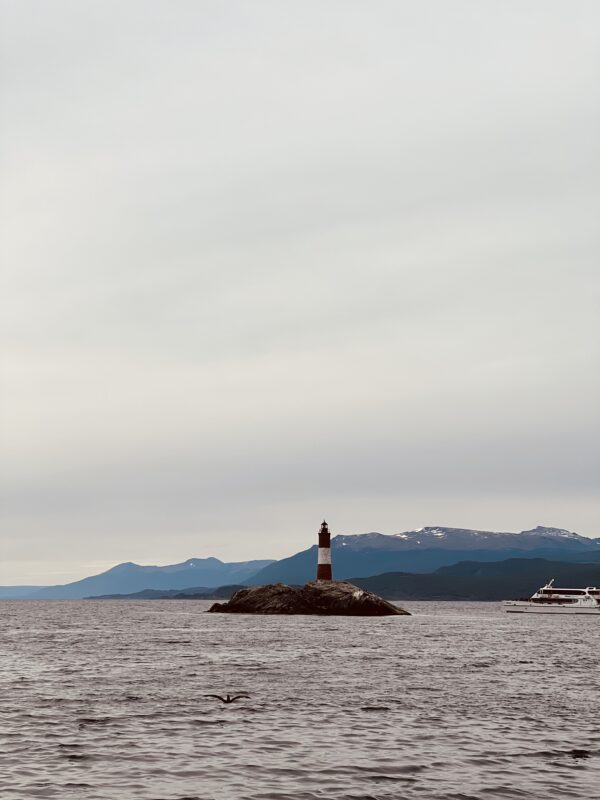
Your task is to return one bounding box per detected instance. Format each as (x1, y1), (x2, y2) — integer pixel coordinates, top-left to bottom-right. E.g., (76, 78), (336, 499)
(316, 520), (332, 581)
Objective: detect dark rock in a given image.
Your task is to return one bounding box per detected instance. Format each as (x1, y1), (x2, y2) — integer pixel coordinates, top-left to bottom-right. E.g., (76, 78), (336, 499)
(207, 580), (410, 616)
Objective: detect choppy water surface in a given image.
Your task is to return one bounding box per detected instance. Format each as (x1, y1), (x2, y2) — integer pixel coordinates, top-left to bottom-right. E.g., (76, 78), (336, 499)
(1, 600), (598, 799)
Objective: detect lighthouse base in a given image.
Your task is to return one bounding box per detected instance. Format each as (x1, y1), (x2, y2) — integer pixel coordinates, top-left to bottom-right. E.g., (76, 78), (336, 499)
(316, 565), (332, 581)
(208, 580), (410, 616)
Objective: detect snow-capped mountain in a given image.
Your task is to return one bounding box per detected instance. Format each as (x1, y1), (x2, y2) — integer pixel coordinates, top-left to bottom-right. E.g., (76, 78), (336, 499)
(247, 526), (599, 585)
(334, 526), (598, 552)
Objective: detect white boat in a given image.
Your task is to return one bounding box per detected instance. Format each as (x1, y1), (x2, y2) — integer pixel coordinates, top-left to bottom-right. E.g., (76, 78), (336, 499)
(504, 579), (600, 614)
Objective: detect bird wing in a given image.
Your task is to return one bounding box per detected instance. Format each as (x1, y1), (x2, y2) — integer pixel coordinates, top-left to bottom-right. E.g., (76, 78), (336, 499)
(231, 695), (250, 702)
(204, 695), (227, 702)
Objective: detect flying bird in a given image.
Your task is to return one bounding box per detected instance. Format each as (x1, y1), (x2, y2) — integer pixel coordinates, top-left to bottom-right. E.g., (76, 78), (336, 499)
(204, 694), (250, 704)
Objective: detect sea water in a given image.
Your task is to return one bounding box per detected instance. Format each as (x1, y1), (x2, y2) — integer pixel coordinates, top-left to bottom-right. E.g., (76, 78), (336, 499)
(1, 600), (598, 799)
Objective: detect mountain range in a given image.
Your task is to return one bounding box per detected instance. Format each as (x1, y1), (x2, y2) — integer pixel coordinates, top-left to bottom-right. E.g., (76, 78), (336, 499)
(2, 525), (598, 599)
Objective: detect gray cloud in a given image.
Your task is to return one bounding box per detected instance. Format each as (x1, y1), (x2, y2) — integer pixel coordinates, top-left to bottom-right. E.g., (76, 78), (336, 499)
(1, 1), (599, 583)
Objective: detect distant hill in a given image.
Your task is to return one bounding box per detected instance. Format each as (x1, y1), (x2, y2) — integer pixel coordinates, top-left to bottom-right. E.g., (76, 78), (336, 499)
(436, 558), (600, 578)
(86, 586), (209, 600)
(0, 586), (48, 599)
(85, 557), (600, 603)
(246, 526), (600, 585)
(351, 558), (600, 601)
(23, 558), (274, 599)
(88, 584), (244, 600)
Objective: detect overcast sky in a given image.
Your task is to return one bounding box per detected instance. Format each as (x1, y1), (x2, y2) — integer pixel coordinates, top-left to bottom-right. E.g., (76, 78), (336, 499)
(1, 1), (599, 585)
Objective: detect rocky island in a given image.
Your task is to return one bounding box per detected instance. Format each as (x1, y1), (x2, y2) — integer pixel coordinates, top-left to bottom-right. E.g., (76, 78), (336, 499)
(208, 579), (409, 615)
(208, 521), (410, 616)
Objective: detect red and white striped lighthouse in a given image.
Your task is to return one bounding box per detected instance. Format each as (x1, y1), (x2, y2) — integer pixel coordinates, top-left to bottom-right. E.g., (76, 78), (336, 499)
(316, 520), (332, 581)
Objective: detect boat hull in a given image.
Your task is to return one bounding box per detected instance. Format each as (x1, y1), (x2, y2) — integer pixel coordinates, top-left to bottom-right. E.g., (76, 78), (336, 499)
(504, 603), (600, 615)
